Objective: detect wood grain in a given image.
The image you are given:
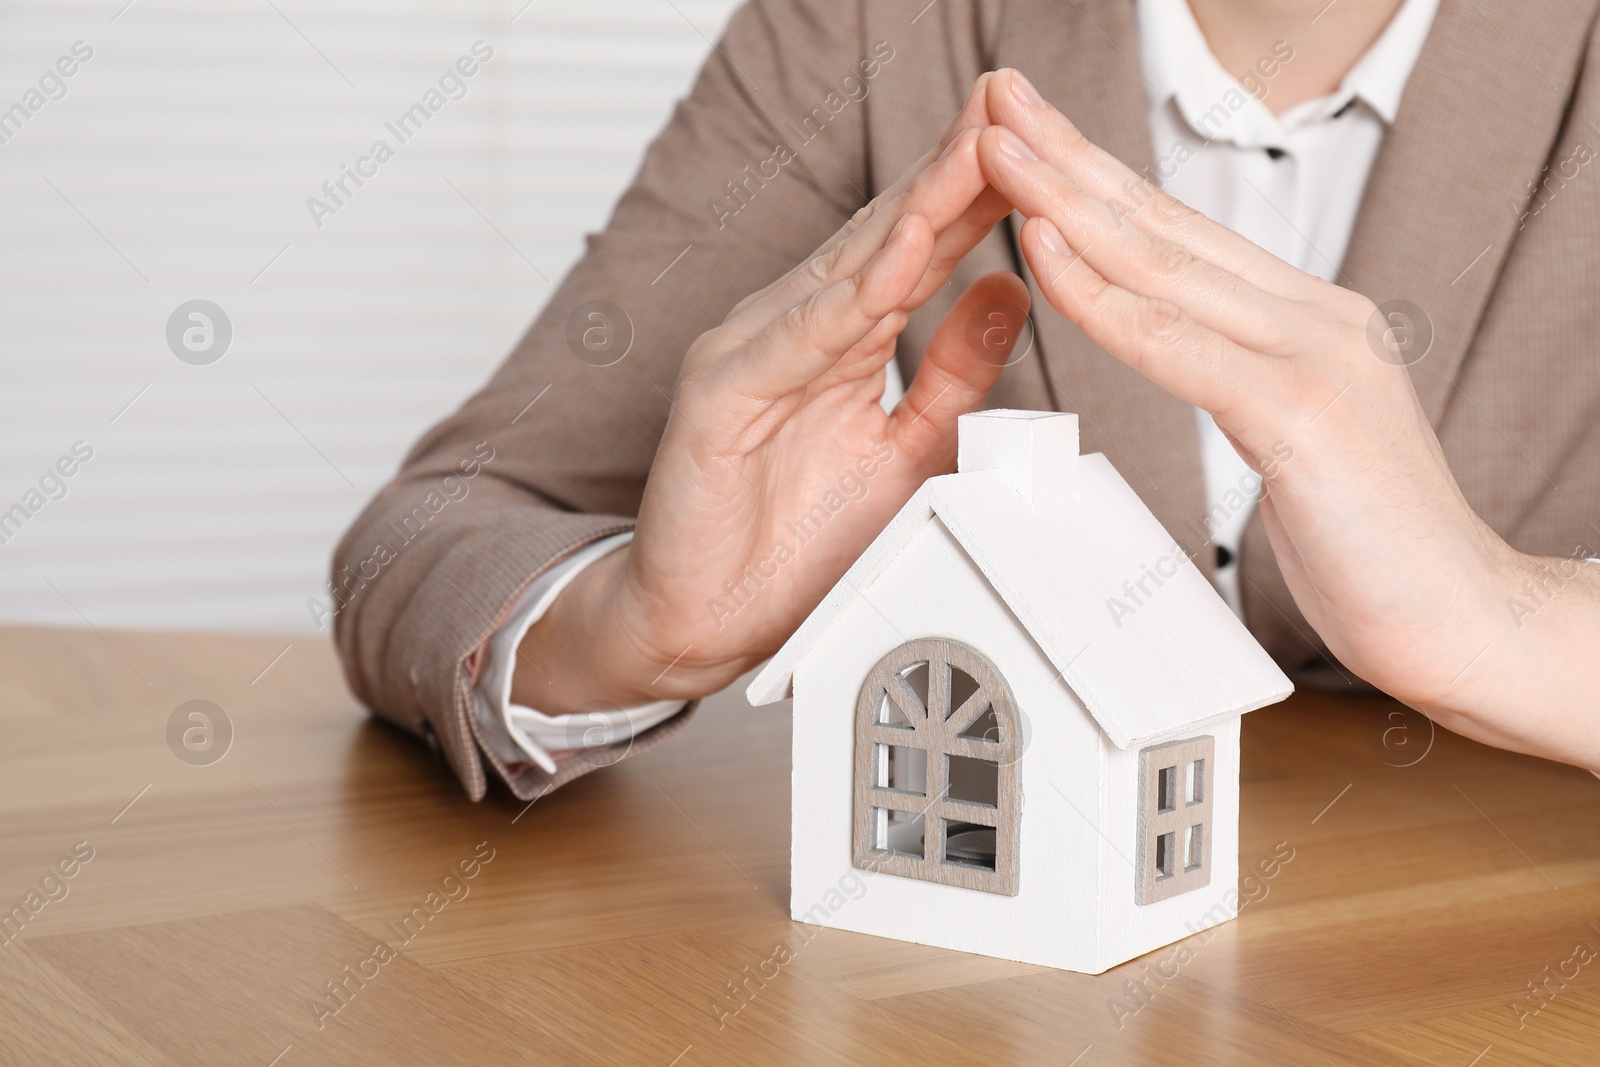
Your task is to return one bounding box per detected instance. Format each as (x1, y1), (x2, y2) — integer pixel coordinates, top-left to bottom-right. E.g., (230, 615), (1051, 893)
(1, 623), (1598, 1064)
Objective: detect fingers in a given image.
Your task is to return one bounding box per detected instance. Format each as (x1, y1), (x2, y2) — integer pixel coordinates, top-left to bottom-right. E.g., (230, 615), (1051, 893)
(889, 271), (1031, 465)
(823, 70), (1000, 255)
(943, 70), (1001, 153)
(726, 77), (995, 321)
(832, 70), (999, 245)
(983, 68), (1333, 306)
(708, 214), (936, 409)
(978, 124), (1316, 357)
(725, 72), (1006, 330)
(1017, 215), (1262, 418)
(728, 126), (997, 336)
(901, 182), (1016, 308)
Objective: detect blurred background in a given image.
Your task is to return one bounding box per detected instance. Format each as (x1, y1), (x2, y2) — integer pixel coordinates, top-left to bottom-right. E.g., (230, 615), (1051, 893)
(0, 0), (742, 634)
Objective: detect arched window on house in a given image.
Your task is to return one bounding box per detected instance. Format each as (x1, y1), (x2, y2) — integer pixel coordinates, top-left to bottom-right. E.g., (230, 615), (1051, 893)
(852, 637), (1021, 895)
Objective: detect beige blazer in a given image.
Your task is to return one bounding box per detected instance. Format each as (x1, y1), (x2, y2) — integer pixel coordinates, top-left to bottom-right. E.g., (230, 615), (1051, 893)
(331, 0), (1600, 801)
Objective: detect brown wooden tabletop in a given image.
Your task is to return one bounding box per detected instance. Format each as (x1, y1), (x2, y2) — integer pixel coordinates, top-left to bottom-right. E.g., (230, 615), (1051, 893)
(2, 624), (1598, 1066)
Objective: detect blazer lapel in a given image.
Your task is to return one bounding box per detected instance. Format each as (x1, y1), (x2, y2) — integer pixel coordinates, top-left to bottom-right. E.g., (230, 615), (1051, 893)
(1340, 0), (1596, 420)
(994, 0), (1213, 563)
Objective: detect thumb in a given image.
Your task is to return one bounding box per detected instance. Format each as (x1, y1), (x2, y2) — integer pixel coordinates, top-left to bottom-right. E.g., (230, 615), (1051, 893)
(888, 271), (1032, 469)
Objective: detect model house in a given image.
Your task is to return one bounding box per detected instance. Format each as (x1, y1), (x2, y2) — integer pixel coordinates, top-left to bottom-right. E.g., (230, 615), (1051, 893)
(747, 410), (1293, 974)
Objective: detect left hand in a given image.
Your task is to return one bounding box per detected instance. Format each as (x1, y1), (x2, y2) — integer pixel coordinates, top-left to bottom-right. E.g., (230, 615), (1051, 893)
(973, 69), (1600, 767)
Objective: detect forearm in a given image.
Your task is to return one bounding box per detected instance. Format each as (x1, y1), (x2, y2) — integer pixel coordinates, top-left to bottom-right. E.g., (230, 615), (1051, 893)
(329, 462), (635, 726)
(1422, 549), (1600, 773)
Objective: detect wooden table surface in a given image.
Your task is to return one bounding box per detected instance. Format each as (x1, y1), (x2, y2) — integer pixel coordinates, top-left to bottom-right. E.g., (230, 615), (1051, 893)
(2, 624), (1598, 1066)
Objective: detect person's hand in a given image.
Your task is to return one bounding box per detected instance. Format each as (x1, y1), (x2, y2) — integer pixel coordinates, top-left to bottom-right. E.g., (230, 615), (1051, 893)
(515, 76), (1030, 714)
(975, 69), (1600, 768)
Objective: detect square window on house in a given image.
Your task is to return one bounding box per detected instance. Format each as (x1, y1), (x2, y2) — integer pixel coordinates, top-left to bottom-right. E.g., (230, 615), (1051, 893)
(1136, 736), (1215, 904)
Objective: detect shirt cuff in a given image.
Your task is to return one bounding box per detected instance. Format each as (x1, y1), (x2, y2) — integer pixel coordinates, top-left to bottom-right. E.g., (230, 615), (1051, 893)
(476, 532), (687, 774)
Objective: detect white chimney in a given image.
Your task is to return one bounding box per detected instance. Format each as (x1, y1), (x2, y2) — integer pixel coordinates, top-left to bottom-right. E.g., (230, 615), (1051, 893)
(956, 409), (1079, 509)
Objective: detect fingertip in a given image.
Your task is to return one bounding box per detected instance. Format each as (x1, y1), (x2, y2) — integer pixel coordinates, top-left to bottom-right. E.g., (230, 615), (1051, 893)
(1016, 217), (1077, 294)
(941, 80), (997, 159)
(973, 125), (998, 174)
(935, 123), (981, 163)
(974, 126), (1037, 205)
(963, 70), (995, 110)
(987, 68), (1087, 154)
(888, 211), (933, 256)
(988, 67), (1020, 92)
(1032, 216), (1072, 258)
(985, 68), (1021, 120)
(858, 212), (932, 309)
(974, 125), (1019, 178)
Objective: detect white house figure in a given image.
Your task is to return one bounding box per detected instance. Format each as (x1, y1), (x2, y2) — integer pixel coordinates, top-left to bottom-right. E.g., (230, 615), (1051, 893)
(747, 409), (1293, 974)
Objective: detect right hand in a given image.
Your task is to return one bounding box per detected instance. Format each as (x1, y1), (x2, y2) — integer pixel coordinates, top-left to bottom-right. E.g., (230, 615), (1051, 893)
(515, 77), (1030, 714)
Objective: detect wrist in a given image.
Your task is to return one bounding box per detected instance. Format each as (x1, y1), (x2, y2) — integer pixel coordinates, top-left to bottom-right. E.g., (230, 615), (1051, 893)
(511, 544), (743, 715)
(512, 545), (660, 715)
(1409, 536), (1525, 713)
(1414, 541), (1589, 739)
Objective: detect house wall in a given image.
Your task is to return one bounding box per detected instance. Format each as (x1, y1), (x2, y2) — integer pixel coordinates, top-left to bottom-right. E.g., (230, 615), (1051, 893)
(790, 514), (1108, 972)
(1092, 717), (1242, 973)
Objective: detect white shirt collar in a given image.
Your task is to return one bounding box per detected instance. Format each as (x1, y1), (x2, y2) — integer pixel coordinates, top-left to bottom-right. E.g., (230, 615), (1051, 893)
(1335, 0), (1440, 124)
(1137, 0), (1440, 145)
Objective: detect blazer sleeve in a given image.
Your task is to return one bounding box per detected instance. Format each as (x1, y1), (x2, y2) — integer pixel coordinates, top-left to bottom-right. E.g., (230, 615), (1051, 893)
(330, 0), (889, 801)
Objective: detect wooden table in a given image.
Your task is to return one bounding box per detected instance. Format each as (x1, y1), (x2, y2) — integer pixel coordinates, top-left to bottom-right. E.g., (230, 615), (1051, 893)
(2, 625), (1597, 1066)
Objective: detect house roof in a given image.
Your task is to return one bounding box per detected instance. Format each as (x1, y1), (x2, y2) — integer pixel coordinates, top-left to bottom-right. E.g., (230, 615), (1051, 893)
(746, 449), (1293, 749)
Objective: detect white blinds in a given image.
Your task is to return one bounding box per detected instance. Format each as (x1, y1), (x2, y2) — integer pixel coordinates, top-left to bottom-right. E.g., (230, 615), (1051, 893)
(0, 0), (741, 632)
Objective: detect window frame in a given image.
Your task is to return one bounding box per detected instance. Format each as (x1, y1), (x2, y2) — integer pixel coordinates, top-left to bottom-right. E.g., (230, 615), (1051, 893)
(1136, 735), (1215, 904)
(851, 637), (1022, 896)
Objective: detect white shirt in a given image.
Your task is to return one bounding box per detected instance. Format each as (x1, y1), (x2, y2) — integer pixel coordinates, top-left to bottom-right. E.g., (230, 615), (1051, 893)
(476, 531), (682, 773)
(480, 0), (1442, 765)
(1139, 0), (1440, 611)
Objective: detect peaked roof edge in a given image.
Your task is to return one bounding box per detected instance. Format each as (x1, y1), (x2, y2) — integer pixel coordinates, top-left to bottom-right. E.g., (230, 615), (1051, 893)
(746, 465), (1291, 746)
(931, 470), (1291, 747)
(746, 484), (939, 706)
